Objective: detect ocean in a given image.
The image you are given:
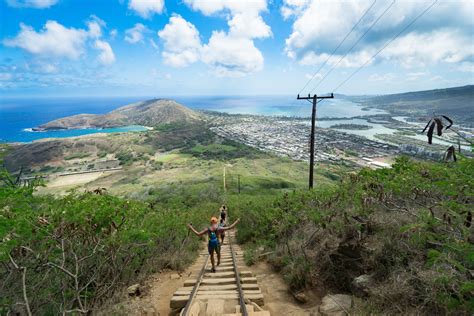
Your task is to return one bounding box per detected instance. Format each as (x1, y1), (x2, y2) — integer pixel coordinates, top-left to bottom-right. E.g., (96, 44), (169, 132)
(0, 96), (386, 143)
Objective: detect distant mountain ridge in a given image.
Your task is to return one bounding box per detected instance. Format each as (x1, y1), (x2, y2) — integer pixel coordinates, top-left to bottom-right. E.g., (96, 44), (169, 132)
(34, 99), (202, 131)
(355, 85), (474, 125)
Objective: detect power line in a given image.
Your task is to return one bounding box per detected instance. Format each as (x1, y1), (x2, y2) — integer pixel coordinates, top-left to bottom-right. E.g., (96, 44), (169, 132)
(309, 0), (396, 93)
(296, 0), (378, 96)
(333, 0), (438, 93)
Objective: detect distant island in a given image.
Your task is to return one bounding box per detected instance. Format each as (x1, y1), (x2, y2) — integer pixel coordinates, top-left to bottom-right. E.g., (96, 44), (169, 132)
(329, 124), (372, 130)
(33, 99), (201, 131)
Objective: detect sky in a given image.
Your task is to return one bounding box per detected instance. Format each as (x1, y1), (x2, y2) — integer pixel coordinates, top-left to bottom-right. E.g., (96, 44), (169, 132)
(0, 0), (473, 97)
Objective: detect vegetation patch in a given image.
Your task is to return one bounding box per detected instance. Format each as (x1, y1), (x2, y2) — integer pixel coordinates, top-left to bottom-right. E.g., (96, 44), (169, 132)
(234, 156), (474, 314)
(0, 171), (211, 315)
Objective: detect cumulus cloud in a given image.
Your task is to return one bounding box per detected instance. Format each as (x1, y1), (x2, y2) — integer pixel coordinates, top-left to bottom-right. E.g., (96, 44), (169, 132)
(6, 0), (58, 8)
(181, 0), (271, 76)
(87, 16), (106, 39)
(4, 21), (88, 59)
(94, 40), (115, 65)
(283, 0), (474, 70)
(125, 23), (148, 44)
(4, 18), (116, 65)
(158, 15), (201, 67)
(202, 31), (264, 77)
(128, 0), (164, 19)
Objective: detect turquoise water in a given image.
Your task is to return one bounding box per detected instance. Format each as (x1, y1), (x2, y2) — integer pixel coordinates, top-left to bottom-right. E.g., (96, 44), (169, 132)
(1, 96), (386, 143)
(13, 125), (148, 143)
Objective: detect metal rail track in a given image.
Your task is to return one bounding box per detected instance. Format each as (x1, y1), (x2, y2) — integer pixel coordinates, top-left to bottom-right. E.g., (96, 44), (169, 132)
(180, 219), (248, 316)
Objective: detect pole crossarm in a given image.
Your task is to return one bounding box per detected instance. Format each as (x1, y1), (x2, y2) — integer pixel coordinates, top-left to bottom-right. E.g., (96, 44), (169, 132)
(296, 93), (334, 189)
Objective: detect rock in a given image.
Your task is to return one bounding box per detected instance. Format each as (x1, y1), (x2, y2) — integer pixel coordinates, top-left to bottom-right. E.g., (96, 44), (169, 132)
(351, 274), (372, 296)
(293, 291), (308, 304)
(319, 294), (352, 316)
(170, 273), (181, 280)
(127, 284), (141, 296)
(142, 307), (158, 315)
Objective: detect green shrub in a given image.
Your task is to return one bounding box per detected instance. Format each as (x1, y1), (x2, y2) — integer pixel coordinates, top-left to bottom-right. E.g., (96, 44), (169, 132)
(0, 173), (210, 315)
(233, 156), (474, 314)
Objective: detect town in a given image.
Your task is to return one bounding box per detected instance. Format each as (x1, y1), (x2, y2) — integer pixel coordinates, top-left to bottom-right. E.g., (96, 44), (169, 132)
(207, 112), (398, 167)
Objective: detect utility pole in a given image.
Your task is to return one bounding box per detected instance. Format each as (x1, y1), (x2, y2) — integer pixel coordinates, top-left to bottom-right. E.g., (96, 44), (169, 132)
(223, 166), (226, 192)
(297, 93), (334, 189)
(237, 174), (241, 194)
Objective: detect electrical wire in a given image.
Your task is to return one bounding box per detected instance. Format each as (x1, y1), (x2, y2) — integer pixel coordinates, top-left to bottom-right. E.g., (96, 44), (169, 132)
(296, 0), (378, 96)
(309, 0), (396, 93)
(332, 0), (438, 93)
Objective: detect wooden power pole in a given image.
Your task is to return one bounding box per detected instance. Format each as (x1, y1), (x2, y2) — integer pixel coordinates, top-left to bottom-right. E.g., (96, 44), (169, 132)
(237, 174), (241, 194)
(223, 166), (226, 192)
(297, 93), (334, 189)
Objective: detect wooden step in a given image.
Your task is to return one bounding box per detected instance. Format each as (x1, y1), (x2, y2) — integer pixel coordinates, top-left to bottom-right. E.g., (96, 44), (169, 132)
(183, 277), (258, 287)
(236, 305), (254, 313)
(173, 289), (262, 296)
(205, 271), (252, 278)
(177, 283), (260, 292)
(170, 293), (264, 309)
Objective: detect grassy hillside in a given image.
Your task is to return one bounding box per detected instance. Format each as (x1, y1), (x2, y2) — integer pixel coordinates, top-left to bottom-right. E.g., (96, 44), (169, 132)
(234, 156), (473, 314)
(35, 99), (201, 131)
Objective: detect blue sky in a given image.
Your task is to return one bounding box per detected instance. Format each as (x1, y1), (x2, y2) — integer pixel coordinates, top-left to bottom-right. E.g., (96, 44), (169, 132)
(0, 0), (473, 97)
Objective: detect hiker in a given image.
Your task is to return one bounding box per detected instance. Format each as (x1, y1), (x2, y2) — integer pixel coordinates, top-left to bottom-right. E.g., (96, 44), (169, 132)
(220, 205), (227, 222)
(187, 217), (240, 272)
(218, 218), (227, 244)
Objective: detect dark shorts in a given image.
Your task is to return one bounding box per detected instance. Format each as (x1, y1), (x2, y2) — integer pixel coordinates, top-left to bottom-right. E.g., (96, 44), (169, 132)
(208, 242), (221, 255)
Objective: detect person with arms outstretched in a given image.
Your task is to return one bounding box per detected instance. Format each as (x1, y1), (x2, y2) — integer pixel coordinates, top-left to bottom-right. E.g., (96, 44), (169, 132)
(187, 216), (240, 272)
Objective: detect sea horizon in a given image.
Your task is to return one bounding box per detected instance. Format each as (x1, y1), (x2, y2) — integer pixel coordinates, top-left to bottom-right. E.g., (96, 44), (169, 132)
(0, 95), (386, 143)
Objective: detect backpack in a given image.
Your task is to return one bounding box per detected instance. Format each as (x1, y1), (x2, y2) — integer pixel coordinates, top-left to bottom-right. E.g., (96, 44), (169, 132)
(208, 227), (219, 248)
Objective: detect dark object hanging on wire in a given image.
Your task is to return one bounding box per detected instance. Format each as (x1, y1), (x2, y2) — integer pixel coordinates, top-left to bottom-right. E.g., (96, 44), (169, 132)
(444, 146), (457, 162)
(421, 115), (453, 144)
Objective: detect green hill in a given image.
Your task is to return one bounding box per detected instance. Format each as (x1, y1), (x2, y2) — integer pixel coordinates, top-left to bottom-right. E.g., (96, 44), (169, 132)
(34, 99), (202, 131)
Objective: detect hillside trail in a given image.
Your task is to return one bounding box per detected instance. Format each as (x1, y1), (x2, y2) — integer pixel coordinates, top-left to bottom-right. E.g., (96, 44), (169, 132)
(103, 232), (320, 315)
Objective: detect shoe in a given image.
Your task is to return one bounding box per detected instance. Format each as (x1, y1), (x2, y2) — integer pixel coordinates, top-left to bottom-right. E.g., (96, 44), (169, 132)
(211, 267), (216, 273)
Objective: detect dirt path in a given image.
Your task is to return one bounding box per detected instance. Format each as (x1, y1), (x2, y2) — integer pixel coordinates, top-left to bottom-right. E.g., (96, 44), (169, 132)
(101, 249), (320, 315)
(252, 261), (321, 315)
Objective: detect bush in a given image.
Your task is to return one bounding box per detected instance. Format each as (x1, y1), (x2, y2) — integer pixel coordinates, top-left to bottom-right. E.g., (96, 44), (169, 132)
(234, 156), (474, 314)
(0, 175), (210, 315)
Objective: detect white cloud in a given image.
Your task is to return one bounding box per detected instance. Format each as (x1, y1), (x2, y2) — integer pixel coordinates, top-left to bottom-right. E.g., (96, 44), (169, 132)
(110, 29), (118, 39)
(6, 0), (58, 8)
(283, 0), (474, 71)
(4, 19), (116, 66)
(228, 13), (271, 39)
(305, 73), (322, 80)
(368, 73), (396, 82)
(380, 30), (473, 68)
(202, 31), (264, 77)
(457, 62), (474, 73)
(87, 16), (105, 39)
(158, 15), (201, 67)
(149, 38), (159, 50)
(182, 0), (271, 76)
(128, 0), (164, 19)
(94, 40), (115, 65)
(125, 23), (148, 44)
(4, 21), (88, 59)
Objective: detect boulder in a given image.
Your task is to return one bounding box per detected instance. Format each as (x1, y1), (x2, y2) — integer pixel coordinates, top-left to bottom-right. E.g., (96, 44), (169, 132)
(127, 284), (140, 296)
(319, 294), (352, 316)
(293, 291), (308, 304)
(351, 274), (372, 296)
